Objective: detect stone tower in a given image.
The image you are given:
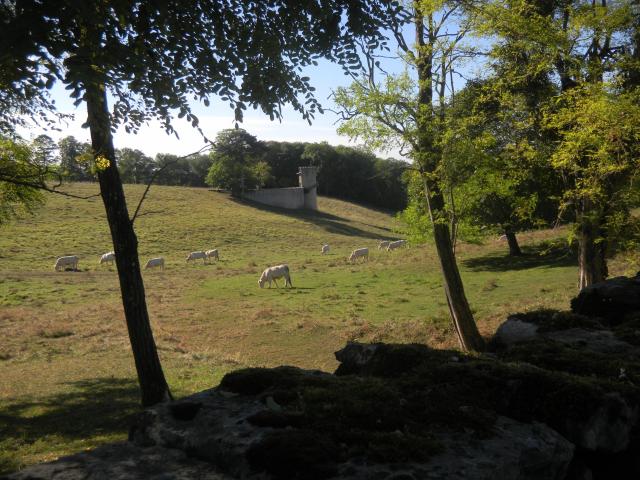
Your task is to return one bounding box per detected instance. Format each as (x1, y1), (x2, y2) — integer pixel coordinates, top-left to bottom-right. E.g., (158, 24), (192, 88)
(297, 166), (318, 210)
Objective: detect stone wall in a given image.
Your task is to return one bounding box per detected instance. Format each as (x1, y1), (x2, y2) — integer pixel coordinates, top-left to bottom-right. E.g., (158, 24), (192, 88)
(242, 187), (305, 210)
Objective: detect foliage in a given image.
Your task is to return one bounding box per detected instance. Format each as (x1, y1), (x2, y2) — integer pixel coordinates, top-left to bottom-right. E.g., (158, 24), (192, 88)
(0, 139), (44, 225)
(334, 72), (417, 154)
(205, 129), (267, 196)
(0, 0), (401, 136)
(116, 148), (155, 185)
(258, 141), (308, 188)
(475, 0), (639, 286)
(31, 135), (58, 167)
(57, 136), (93, 182)
(542, 84), (640, 220)
(439, 80), (561, 240)
(302, 142), (408, 211)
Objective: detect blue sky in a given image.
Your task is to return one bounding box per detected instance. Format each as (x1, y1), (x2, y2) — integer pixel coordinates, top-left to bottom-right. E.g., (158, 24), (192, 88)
(18, 57), (406, 160)
(17, 11), (482, 162)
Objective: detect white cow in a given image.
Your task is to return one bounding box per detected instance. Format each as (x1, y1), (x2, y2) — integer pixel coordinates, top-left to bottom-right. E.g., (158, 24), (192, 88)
(349, 247), (369, 263)
(99, 251), (115, 266)
(386, 240), (407, 251)
(258, 264), (292, 288)
(54, 255), (79, 272)
(186, 251), (208, 264)
(145, 257), (165, 270)
(378, 240), (390, 250)
(205, 249), (219, 261)
(321, 244), (330, 254)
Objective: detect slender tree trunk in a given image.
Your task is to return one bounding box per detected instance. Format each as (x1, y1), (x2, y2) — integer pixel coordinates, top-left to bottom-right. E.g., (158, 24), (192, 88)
(85, 83), (172, 407)
(413, 6), (483, 351)
(423, 178), (485, 352)
(577, 207), (608, 290)
(504, 226), (522, 256)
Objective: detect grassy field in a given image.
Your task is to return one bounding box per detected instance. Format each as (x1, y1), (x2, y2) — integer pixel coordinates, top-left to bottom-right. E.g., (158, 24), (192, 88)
(0, 182), (635, 472)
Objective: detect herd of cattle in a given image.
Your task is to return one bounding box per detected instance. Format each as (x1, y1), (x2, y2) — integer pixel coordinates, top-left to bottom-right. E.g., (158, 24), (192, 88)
(52, 239), (407, 288)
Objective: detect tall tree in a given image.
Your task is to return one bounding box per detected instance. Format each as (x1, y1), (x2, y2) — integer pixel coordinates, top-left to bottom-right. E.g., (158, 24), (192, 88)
(116, 148), (155, 184)
(440, 79), (561, 256)
(58, 136), (93, 182)
(31, 134), (58, 167)
(1, 0), (400, 405)
(335, 2), (485, 351)
(480, 0), (639, 288)
(205, 128), (265, 195)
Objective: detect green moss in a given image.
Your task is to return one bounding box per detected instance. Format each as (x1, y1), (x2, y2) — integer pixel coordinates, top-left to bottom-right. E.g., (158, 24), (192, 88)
(508, 309), (604, 333)
(614, 313), (640, 346)
(221, 343), (640, 478)
(219, 366), (318, 395)
(497, 339), (640, 383)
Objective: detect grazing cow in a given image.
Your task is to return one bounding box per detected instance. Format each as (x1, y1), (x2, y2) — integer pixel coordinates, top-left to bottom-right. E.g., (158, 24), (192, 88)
(145, 257), (165, 270)
(349, 247), (369, 263)
(378, 240), (390, 250)
(205, 249), (219, 261)
(258, 264), (292, 288)
(99, 251), (115, 266)
(54, 255), (79, 272)
(386, 240), (407, 251)
(186, 251), (208, 264)
(321, 244), (330, 255)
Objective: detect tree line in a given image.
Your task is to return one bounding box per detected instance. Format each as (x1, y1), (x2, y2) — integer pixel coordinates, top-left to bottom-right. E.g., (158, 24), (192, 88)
(22, 130), (408, 211)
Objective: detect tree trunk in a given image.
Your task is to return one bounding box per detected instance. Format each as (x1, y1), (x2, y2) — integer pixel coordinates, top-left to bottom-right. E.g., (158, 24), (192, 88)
(577, 214), (608, 290)
(85, 83), (172, 407)
(504, 227), (522, 256)
(423, 179), (485, 352)
(413, 7), (483, 352)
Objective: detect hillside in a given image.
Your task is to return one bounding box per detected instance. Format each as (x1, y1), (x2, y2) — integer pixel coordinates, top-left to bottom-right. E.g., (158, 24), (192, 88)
(0, 182), (632, 472)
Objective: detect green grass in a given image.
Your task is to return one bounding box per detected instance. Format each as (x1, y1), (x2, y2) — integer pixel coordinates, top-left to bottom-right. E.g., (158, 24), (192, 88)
(0, 182), (635, 473)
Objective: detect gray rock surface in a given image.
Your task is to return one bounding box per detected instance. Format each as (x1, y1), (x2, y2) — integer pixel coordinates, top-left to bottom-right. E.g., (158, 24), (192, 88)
(494, 319), (640, 356)
(565, 392), (638, 453)
(3, 380), (575, 480)
(417, 417), (574, 480)
(493, 319), (540, 346)
(130, 385), (574, 480)
(1, 442), (232, 480)
(546, 328), (640, 356)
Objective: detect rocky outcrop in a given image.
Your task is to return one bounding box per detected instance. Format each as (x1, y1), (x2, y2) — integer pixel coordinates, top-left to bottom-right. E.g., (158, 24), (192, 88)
(571, 273), (640, 324)
(126, 363), (575, 480)
(1, 442), (232, 480)
(487, 274), (640, 479)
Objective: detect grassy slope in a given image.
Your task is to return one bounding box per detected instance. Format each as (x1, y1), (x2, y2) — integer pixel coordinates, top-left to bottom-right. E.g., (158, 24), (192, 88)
(0, 182), (634, 472)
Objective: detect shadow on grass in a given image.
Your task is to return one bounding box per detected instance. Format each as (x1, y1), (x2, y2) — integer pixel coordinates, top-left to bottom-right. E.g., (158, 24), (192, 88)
(463, 243), (578, 272)
(232, 197), (396, 241)
(0, 377), (140, 468)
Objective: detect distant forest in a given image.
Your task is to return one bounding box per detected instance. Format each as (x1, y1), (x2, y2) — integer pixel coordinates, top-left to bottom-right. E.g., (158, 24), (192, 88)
(41, 133), (408, 211)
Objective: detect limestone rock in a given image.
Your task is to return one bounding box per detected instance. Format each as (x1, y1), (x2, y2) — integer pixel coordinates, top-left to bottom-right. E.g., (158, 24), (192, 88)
(1, 442), (232, 480)
(545, 328), (640, 356)
(129, 369), (575, 480)
(492, 319), (540, 347)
